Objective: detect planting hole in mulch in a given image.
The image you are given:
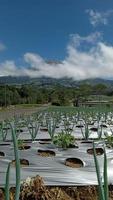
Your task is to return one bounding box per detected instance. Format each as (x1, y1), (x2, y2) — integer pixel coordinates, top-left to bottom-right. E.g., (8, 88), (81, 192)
(68, 144), (79, 148)
(90, 127), (98, 132)
(38, 149), (56, 157)
(81, 141), (93, 144)
(66, 128), (73, 131)
(76, 125), (84, 128)
(18, 145), (31, 150)
(88, 122), (94, 125)
(40, 128), (48, 132)
(39, 141), (51, 145)
(16, 129), (23, 133)
(0, 152), (5, 157)
(100, 124), (107, 128)
(0, 143), (10, 146)
(29, 126), (36, 129)
(12, 159), (29, 167)
(65, 158), (84, 168)
(3, 127), (10, 130)
(87, 148), (104, 155)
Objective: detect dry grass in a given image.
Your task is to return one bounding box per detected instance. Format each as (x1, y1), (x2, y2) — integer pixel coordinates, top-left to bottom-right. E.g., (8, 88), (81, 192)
(1, 176), (113, 200)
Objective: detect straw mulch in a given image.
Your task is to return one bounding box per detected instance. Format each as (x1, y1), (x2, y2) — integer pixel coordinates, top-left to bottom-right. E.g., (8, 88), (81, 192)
(1, 176), (113, 200)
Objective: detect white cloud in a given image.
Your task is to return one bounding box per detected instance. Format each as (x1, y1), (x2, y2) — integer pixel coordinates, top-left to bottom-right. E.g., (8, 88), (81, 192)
(70, 32), (102, 47)
(0, 32), (113, 80)
(0, 61), (23, 76)
(0, 42), (6, 51)
(86, 9), (113, 27)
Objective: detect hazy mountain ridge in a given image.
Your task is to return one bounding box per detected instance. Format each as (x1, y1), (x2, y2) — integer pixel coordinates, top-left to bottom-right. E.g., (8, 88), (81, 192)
(0, 76), (113, 87)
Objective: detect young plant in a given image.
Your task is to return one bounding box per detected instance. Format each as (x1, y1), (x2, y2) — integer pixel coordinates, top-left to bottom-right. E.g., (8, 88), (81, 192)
(18, 139), (25, 150)
(11, 124), (21, 200)
(5, 163), (11, 200)
(98, 125), (103, 140)
(53, 131), (76, 149)
(63, 117), (74, 134)
(105, 135), (113, 148)
(93, 142), (109, 200)
(81, 122), (89, 140)
(5, 124), (20, 200)
(46, 118), (57, 140)
(0, 121), (10, 141)
(25, 118), (40, 141)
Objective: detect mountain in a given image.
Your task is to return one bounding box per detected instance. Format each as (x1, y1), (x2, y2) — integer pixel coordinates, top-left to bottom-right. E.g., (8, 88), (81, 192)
(0, 76), (30, 85)
(0, 76), (113, 88)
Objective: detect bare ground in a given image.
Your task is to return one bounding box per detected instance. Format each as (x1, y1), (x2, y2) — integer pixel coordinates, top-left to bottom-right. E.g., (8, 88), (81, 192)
(0, 105), (47, 121)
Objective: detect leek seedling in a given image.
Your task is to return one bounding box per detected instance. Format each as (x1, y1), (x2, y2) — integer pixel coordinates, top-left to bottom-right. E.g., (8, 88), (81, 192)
(81, 122), (89, 140)
(98, 126), (103, 140)
(46, 118), (57, 140)
(4, 124), (21, 200)
(0, 121), (10, 141)
(10, 124), (20, 200)
(93, 142), (109, 200)
(104, 148), (108, 200)
(5, 163), (11, 200)
(26, 119), (40, 141)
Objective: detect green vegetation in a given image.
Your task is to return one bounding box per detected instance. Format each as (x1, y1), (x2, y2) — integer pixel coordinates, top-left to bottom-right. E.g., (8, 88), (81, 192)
(0, 82), (113, 107)
(5, 124), (20, 200)
(53, 131), (76, 149)
(0, 121), (10, 141)
(5, 163), (11, 200)
(105, 135), (113, 148)
(93, 143), (108, 200)
(0, 105), (112, 199)
(17, 139), (25, 150)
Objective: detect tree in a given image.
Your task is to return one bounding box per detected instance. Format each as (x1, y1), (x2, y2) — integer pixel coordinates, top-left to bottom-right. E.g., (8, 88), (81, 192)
(93, 84), (107, 95)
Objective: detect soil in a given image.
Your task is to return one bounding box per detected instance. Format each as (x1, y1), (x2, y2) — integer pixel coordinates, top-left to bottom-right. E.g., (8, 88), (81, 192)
(0, 106), (43, 121)
(29, 126), (35, 129)
(39, 141), (51, 145)
(65, 158), (84, 168)
(11, 159), (29, 167)
(18, 145), (31, 150)
(0, 144), (10, 146)
(100, 124), (107, 128)
(66, 128), (73, 131)
(68, 144), (79, 148)
(87, 148), (104, 155)
(2, 127), (10, 130)
(1, 176), (113, 200)
(81, 141), (93, 144)
(90, 127), (98, 132)
(76, 125), (84, 128)
(40, 128), (48, 132)
(38, 150), (56, 157)
(16, 129), (23, 133)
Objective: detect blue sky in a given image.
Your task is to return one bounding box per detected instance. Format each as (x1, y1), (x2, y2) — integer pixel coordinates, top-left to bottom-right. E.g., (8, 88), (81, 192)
(0, 0), (113, 79)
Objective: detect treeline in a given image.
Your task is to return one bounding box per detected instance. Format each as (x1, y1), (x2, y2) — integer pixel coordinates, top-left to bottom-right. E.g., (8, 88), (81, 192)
(0, 83), (112, 107)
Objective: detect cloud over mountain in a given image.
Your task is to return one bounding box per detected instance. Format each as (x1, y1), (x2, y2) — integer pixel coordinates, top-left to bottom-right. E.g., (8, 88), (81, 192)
(0, 32), (113, 80)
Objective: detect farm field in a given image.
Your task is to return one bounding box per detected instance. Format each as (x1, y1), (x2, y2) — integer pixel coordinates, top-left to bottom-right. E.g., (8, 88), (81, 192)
(0, 104), (49, 121)
(2, 0), (113, 199)
(0, 106), (113, 199)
